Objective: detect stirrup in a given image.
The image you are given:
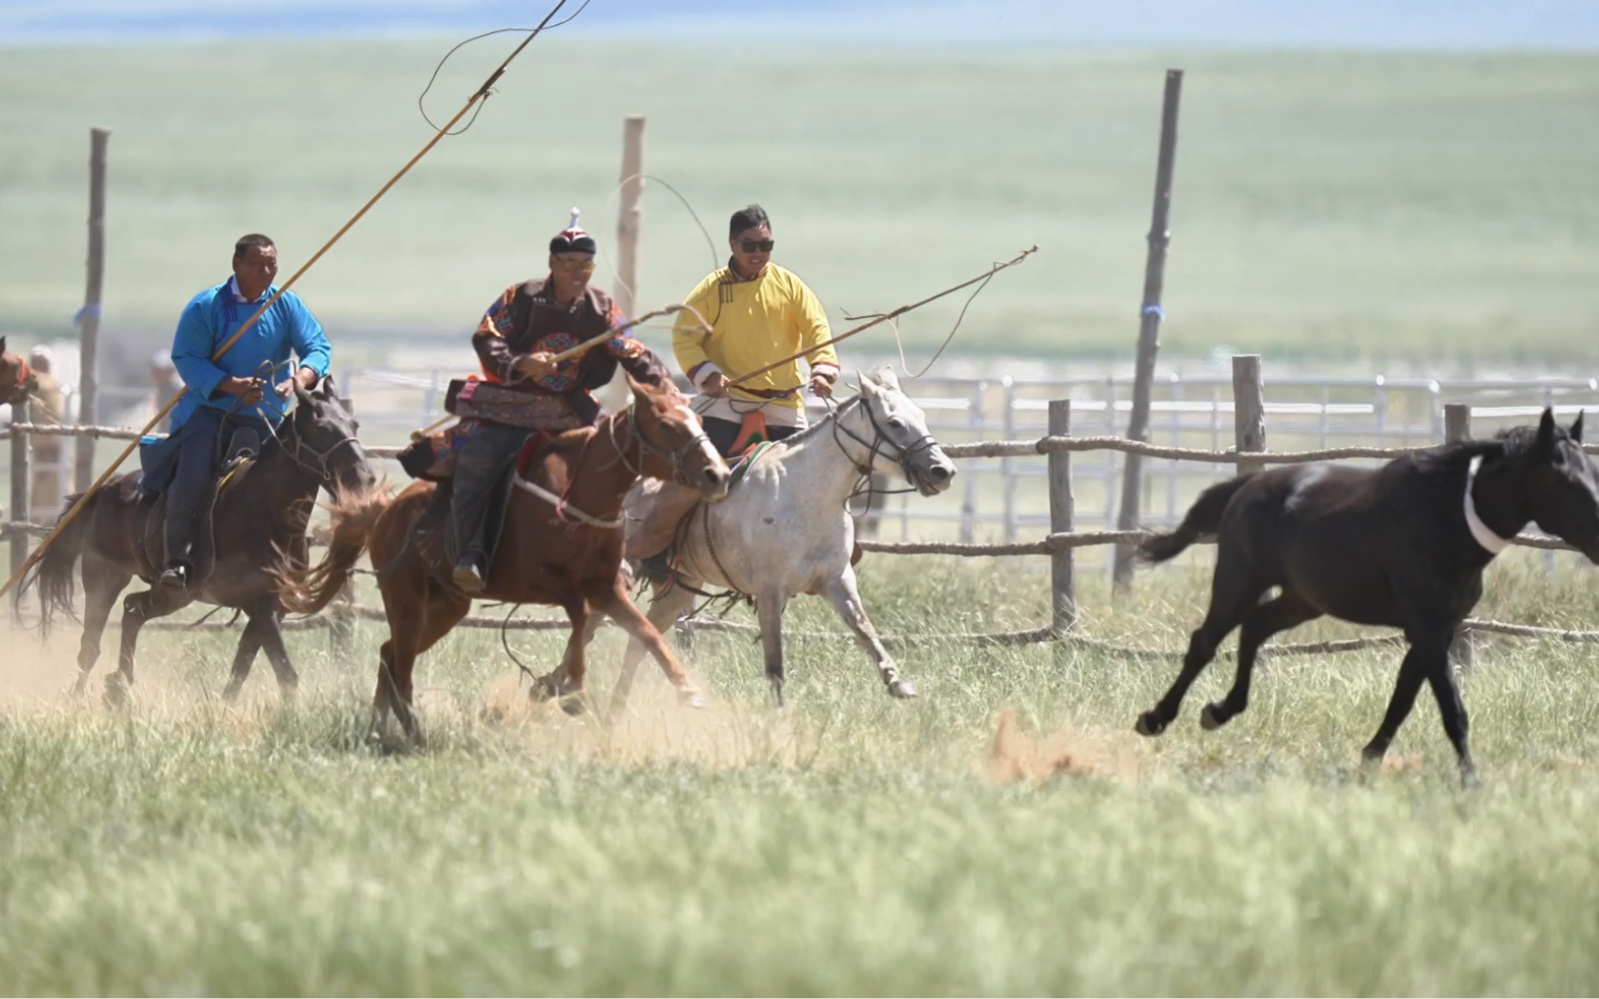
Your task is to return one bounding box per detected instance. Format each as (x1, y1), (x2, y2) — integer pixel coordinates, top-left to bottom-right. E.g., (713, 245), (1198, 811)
(157, 562), (189, 590)
(452, 554), (486, 594)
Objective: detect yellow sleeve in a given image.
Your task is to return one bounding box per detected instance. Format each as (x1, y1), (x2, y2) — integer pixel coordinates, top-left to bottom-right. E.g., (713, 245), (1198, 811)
(672, 274), (720, 384)
(793, 275), (838, 372)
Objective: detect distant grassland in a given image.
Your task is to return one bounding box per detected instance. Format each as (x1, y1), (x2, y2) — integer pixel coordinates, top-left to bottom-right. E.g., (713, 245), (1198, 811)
(0, 41), (1596, 365)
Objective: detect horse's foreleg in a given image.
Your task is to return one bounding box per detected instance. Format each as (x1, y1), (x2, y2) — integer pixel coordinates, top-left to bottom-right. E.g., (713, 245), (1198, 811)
(532, 600), (590, 716)
(110, 587), (186, 706)
(756, 591), (789, 707)
(821, 567), (914, 699)
(1421, 637), (1476, 787)
(597, 581), (703, 716)
(73, 559), (130, 697)
(1363, 643), (1431, 768)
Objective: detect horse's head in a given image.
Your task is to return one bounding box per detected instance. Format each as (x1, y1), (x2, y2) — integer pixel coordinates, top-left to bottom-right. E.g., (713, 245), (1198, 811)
(627, 374), (731, 501)
(855, 366), (957, 497)
(285, 375), (377, 496)
(0, 337), (37, 407)
(1503, 407), (1599, 563)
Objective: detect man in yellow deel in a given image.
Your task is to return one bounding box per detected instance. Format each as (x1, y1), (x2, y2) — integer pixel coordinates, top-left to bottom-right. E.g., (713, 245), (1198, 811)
(631, 203), (841, 575)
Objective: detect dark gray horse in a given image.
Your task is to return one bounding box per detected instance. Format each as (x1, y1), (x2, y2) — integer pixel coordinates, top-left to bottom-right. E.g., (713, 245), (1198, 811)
(1136, 408), (1599, 785)
(16, 378), (374, 703)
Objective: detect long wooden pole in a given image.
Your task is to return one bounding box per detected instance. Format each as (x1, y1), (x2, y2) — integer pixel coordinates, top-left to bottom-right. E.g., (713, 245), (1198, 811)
(1112, 69), (1183, 593)
(0, 4), (569, 603)
(75, 126), (110, 493)
(725, 246), (1038, 389)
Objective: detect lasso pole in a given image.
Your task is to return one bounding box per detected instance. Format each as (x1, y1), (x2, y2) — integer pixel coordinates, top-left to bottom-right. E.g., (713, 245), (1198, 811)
(724, 245), (1038, 389)
(0, 2), (572, 603)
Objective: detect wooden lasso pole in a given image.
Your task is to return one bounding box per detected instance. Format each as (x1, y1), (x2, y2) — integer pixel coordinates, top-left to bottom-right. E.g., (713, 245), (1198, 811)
(724, 245), (1038, 389)
(0, 3), (573, 603)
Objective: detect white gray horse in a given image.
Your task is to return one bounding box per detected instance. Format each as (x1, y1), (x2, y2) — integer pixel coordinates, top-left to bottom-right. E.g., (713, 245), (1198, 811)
(612, 366), (957, 710)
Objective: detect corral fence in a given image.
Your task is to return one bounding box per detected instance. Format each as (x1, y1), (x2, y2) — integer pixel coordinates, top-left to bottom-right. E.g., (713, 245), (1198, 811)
(5, 354), (1599, 662)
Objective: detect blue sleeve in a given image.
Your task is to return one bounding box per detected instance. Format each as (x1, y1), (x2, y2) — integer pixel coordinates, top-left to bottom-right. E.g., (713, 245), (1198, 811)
(285, 294), (331, 378)
(170, 297), (231, 400)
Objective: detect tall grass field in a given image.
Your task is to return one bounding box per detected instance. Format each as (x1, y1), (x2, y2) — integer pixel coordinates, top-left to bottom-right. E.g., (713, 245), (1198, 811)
(3, 551), (1599, 994)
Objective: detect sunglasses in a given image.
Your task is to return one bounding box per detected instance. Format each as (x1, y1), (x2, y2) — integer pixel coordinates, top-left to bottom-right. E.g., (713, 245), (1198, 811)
(553, 257), (596, 273)
(739, 239), (775, 253)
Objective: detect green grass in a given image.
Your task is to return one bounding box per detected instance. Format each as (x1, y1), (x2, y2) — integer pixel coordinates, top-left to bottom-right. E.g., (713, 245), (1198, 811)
(2, 42), (1597, 369)
(4, 550), (1599, 994)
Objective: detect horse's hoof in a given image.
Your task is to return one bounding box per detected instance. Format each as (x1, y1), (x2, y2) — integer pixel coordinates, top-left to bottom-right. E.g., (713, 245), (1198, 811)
(1460, 766), (1481, 791)
(887, 678), (917, 699)
(559, 695), (587, 718)
(1199, 703), (1225, 730)
(679, 689), (707, 710)
(1134, 711), (1166, 737)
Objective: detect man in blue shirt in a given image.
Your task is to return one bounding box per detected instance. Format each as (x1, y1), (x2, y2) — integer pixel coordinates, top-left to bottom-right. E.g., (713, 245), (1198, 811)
(155, 233), (332, 589)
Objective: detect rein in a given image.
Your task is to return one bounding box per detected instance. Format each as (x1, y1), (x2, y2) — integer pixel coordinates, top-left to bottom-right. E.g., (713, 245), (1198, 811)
(257, 405), (364, 486)
(825, 394), (933, 517)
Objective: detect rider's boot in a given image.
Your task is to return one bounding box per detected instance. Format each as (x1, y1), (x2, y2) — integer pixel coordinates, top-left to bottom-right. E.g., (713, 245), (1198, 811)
(452, 550), (487, 595)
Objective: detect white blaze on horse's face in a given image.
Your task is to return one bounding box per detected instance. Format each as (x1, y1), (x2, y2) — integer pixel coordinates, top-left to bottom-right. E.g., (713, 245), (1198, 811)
(859, 367), (957, 498)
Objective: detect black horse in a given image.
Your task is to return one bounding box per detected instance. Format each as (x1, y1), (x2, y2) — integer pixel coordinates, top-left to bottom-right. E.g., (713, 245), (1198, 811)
(1135, 407), (1599, 784)
(15, 378), (375, 704)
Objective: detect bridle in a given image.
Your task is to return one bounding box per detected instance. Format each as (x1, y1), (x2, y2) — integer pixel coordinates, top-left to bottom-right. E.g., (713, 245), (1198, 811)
(259, 402), (367, 489)
(606, 398), (715, 488)
(826, 391), (941, 514)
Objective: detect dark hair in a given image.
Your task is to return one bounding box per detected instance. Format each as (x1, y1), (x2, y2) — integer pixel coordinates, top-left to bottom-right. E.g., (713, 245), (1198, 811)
(729, 204), (770, 239)
(234, 233), (275, 258)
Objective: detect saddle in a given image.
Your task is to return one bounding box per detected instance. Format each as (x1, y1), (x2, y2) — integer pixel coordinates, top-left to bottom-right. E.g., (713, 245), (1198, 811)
(420, 429), (564, 590)
(136, 426), (269, 586)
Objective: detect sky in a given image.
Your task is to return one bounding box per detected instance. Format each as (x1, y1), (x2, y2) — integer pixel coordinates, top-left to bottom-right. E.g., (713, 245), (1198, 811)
(3, 0), (1598, 48)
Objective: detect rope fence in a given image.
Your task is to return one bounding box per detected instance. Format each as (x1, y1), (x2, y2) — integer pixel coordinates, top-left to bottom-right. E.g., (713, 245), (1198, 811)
(6, 365), (1598, 661)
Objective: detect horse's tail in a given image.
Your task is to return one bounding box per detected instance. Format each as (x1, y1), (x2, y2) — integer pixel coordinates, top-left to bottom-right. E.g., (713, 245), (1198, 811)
(1138, 474), (1254, 564)
(275, 483), (394, 616)
(12, 491), (92, 637)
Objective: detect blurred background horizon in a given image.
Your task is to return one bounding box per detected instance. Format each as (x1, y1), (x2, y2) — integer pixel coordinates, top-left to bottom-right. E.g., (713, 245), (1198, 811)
(2, 0), (1597, 423)
(7, 0), (1599, 48)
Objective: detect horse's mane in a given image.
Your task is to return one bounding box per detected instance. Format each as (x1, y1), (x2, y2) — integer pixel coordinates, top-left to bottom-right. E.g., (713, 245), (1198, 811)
(775, 395), (864, 447)
(1415, 424), (1554, 473)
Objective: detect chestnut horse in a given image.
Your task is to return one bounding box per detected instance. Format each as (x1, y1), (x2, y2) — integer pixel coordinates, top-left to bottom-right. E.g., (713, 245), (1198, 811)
(279, 375), (730, 739)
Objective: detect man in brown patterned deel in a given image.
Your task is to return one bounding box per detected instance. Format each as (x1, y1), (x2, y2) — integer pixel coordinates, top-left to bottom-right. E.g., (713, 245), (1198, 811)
(449, 210), (672, 594)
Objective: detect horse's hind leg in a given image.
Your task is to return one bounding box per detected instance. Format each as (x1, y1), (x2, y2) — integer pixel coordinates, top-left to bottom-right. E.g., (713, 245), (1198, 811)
(1362, 642), (1432, 766)
(221, 614), (268, 702)
(73, 556), (130, 697)
(822, 567), (914, 699)
(108, 586), (187, 707)
(1136, 554), (1266, 737)
(609, 580), (697, 721)
(1200, 591), (1321, 730)
(757, 590), (790, 707)
(376, 590), (470, 742)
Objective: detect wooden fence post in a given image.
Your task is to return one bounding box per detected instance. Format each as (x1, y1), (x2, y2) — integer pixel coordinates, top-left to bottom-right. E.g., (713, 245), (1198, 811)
(1232, 355), (1266, 476)
(75, 126), (110, 492)
(597, 115), (647, 416)
(1445, 402), (1475, 672)
(1113, 68), (1184, 593)
(1048, 400), (1076, 641)
(10, 402), (31, 579)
